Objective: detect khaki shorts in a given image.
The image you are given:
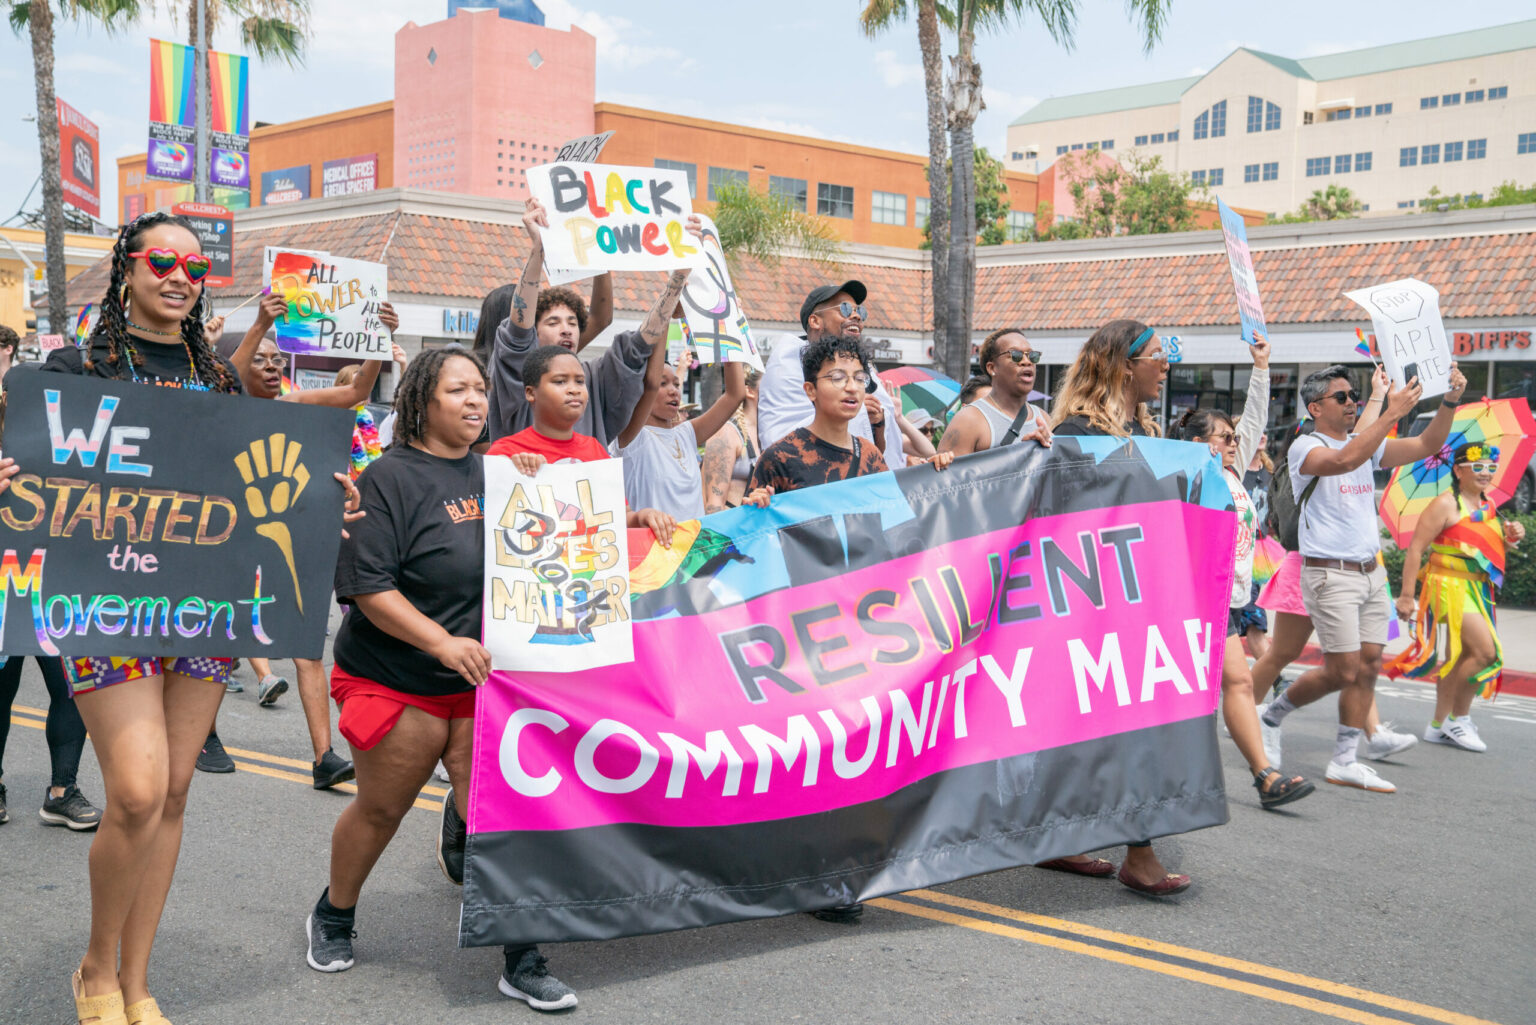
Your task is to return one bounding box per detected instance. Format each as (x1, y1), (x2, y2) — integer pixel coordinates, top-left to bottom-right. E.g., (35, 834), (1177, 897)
(1300, 564), (1390, 654)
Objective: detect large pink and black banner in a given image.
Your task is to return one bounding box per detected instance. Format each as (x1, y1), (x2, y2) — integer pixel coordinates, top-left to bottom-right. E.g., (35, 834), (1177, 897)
(461, 436), (1237, 947)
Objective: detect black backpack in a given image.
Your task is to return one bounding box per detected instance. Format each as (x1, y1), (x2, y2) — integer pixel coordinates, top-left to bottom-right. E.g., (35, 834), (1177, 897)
(1268, 440), (1320, 551)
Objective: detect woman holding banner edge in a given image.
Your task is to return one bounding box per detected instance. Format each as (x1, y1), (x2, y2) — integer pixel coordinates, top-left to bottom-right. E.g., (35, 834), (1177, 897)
(20, 211), (360, 1025)
(1044, 319), (1191, 895)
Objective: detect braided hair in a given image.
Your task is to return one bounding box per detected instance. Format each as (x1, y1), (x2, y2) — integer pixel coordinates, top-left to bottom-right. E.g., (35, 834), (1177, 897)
(390, 347), (488, 450)
(89, 212), (235, 392)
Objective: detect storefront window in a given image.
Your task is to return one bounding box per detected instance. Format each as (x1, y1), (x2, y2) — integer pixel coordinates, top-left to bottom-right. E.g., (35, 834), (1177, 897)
(1166, 364), (1300, 433)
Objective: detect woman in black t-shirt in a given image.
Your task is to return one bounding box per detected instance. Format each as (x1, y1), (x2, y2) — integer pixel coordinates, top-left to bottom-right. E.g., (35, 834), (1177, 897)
(306, 348), (577, 1011)
(22, 212), (357, 1025)
(1039, 320), (1193, 897)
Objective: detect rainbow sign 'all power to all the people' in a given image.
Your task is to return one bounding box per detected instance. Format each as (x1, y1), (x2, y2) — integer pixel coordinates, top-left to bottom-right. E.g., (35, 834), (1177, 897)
(524, 162), (709, 273)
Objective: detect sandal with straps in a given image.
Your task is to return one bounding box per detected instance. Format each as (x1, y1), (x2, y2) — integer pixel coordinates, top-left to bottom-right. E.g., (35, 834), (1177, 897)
(125, 997), (173, 1025)
(72, 969), (127, 1025)
(1254, 766), (1315, 810)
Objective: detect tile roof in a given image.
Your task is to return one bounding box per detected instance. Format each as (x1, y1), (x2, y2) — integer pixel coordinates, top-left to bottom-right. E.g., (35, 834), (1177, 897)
(61, 213), (1536, 334)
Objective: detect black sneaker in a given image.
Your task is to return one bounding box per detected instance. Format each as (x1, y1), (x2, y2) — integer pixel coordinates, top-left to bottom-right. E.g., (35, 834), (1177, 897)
(306, 889), (357, 973)
(0, 782), (8, 824)
(195, 732), (236, 774)
(437, 788), (466, 885)
(499, 946), (577, 1011)
(312, 749), (355, 790)
(809, 902), (865, 924)
(38, 785), (102, 831)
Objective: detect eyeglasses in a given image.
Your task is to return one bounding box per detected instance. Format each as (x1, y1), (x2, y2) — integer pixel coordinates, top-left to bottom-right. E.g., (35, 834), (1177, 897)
(251, 355), (289, 370)
(1466, 461), (1497, 474)
(129, 248), (211, 284)
(814, 301), (868, 321)
(818, 370), (870, 387)
(1209, 431), (1237, 444)
(1322, 389), (1361, 405)
(1001, 349), (1041, 365)
(1130, 351), (1168, 364)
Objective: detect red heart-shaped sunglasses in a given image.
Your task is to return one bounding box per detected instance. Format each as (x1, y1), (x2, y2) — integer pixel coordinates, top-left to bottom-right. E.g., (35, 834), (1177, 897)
(129, 248), (212, 284)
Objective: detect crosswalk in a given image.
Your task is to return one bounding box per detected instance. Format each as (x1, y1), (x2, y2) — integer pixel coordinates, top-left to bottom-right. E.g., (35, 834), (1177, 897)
(1376, 681), (1536, 725)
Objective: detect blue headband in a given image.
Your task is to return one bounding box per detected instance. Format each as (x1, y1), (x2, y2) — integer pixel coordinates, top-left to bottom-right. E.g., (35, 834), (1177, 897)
(1129, 326), (1156, 355)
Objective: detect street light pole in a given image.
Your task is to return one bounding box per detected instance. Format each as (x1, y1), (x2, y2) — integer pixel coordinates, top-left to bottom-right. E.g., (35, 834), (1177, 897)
(194, 0), (209, 203)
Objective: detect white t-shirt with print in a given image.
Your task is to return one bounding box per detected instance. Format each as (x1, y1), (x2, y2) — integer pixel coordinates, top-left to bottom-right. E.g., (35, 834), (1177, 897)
(1287, 432), (1387, 561)
(616, 421), (704, 521)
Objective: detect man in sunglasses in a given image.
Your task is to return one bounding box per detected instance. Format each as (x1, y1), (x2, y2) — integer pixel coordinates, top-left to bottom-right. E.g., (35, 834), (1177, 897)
(1259, 362), (1466, 794)
(757, 280), (904, 471)
(939, 327), (1051, 456)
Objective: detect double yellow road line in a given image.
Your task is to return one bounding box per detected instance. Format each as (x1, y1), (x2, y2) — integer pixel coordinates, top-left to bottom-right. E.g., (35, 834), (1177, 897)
(9, 705), (1505, 1024)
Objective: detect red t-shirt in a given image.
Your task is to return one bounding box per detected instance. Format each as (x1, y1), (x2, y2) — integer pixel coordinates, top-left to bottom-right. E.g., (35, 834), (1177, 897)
(486, 426), (610, 465)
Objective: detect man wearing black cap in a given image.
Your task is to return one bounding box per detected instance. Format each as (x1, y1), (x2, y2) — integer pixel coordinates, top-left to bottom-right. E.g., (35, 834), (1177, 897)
(756, 280), (904, 470)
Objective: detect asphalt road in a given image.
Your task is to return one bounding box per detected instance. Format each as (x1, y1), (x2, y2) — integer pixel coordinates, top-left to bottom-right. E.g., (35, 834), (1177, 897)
(3, 644), (1533, 1025)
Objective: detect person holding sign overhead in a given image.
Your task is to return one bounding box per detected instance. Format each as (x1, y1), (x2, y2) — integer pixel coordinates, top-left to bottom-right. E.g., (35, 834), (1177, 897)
(25, 211), (359, 1025)
(486, 197), (695, 447)
(216, 290), (400, 790)
(1258, 362), (1466, 793)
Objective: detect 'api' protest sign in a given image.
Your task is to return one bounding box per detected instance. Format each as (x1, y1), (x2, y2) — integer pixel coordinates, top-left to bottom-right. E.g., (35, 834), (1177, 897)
(270, 250), (391, 359)
(483, 455), (633, 673)
(681, 214), (763, 371)
(524, 162), (707, 274)
(1344, 277), (1452, 398)
(0, 374), (351, 657)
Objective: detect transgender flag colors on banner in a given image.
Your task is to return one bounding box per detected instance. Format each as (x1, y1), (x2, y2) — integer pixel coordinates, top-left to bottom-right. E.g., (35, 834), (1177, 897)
(460, 437), (1238, 947)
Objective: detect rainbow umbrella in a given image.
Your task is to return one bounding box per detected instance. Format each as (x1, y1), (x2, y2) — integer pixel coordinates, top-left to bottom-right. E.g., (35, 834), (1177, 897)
(878, 365), (961, 420)
(1378, 397), (1536, 548)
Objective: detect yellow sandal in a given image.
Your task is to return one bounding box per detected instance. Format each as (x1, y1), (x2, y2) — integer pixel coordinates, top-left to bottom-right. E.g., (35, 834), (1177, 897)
(124, 997), (173, 1025)
(72, 969), (127, 1025)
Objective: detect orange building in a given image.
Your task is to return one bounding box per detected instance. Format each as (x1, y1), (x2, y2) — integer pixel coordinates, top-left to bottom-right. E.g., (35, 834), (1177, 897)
(595, 104), (1039, 250)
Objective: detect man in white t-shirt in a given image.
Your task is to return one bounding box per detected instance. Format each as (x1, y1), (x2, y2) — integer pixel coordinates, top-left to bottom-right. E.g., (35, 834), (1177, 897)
(756, 280), (904, 471)
(1260, 362), (1466, 793)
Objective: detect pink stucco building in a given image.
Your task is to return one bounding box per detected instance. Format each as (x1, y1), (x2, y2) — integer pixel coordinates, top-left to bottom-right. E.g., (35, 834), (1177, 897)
(394, 7), (595, 201)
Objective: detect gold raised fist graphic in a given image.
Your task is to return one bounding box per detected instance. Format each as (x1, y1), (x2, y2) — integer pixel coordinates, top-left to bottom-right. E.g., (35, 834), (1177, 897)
(234, 433), (312, 612)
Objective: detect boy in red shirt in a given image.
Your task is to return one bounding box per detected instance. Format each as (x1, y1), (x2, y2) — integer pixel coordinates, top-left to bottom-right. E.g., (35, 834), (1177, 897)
(487, 344), (679, 545)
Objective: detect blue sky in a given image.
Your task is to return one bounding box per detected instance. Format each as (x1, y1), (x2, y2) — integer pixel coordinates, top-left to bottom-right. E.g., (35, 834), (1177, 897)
(2, 0), (1532, 223)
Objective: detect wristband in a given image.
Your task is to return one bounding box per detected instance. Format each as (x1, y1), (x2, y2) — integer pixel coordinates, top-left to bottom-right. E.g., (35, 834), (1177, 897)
(1441, 397), (1458, 408)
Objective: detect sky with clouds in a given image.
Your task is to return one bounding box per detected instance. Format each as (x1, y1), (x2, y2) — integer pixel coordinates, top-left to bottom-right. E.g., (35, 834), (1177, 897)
(1, 0), (1532, 223)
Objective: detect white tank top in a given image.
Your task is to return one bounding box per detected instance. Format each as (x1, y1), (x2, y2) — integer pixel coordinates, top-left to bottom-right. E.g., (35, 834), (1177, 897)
(974, 396), (1044, 448)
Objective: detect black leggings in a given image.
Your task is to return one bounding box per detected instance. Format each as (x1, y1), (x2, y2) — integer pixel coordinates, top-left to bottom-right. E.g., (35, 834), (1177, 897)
(0, 656), (87, 790)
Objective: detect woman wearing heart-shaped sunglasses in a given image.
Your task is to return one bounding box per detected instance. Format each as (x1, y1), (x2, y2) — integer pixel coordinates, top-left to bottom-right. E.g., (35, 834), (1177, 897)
(7, 211), (361, 1025)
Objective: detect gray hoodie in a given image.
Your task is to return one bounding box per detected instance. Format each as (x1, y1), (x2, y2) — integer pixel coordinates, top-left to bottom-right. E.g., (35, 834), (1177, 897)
(487, 319), (653, 446)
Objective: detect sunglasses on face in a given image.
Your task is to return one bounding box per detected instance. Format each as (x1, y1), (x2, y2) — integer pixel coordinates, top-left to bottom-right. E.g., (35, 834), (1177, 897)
(1465, 461), (1497, 474)
(1323, 389), (1361, 405)
(818, 370), (870, 387)
(814, 301), (868, 320)
(1001, 349), (1041, 365)
(129, 248), (212, 284)
(1209, 431), (1237, 444)
(251, 355), (289, 370)
(1130, 351), (1168, 364)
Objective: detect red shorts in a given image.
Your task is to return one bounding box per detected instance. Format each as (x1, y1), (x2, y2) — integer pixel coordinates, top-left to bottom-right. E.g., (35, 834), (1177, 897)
(330, 665), (476, 752)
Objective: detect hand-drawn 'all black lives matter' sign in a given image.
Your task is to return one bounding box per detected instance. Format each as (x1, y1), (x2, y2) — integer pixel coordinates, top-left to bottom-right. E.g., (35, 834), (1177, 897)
(0, 373), (352, 657)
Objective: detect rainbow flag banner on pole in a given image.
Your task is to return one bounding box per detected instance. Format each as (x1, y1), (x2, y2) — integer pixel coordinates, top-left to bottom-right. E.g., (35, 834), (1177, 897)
(208, 50), (250, 196)
(146, 39), (196, 184)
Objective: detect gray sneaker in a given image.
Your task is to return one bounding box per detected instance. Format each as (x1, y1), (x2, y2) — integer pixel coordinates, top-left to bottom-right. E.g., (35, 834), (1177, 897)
(257, 673), (289, 707)
(306, 892), (357, 973)
(38, 785), (102, 830)
(499, 946), (577, 1011)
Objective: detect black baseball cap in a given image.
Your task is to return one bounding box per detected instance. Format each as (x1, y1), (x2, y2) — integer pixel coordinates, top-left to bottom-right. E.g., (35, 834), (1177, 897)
(800, 280), (868, 331)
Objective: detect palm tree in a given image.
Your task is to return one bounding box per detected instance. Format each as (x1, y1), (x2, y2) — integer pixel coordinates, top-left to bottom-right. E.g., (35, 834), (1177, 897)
(860, 0), (951, 376)
(10, 0), (139, 331)
(711, 182), (840, 272)
(863, 1), (1168, 382)
(174, 0), (309, 200)
(1303, 183), (1360, 221)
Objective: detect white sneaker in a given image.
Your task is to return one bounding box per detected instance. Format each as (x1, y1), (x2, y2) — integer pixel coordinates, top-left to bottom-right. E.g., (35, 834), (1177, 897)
(1364, 721), (1418, 761)
(434, 760), (451, 783)
(1256, 703), (1282, 768)
(1424, 721), (1448, 744)
(1325, 759), (1396, 792)
(1440, 717), (1488, 753)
